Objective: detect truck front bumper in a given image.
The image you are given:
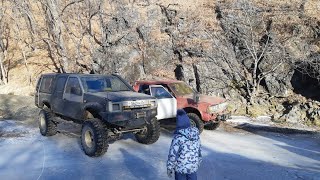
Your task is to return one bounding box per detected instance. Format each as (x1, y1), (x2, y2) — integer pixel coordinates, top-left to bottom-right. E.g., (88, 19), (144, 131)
(216, 113), (230, 121)
(99, 108), (157, 129)
(202, 112), (230, 122)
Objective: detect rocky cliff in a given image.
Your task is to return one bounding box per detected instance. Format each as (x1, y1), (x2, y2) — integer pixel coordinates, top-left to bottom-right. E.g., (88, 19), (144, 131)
(0, 0), (319, 126)
(89, 0), (320, 99)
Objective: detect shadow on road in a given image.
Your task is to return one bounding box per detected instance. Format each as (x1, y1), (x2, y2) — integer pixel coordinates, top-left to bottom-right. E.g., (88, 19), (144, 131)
(120, 148), (158, 179)
(234, 123), (318, 135)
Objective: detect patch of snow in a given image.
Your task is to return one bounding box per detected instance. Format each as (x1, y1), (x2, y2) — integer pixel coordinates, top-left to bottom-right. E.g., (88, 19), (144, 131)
(0, 120), (38, 144)
(255, 116), (272, 122)
(226, 116), (252, 124)
(226, 116), (274, 127)
(0, 120), (27, 132)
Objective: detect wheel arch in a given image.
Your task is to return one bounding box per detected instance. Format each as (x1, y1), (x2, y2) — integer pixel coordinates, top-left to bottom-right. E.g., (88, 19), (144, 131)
(41, 101), (51, 109)
(183, 107), (202, 119)
(83, 103), (103, 119)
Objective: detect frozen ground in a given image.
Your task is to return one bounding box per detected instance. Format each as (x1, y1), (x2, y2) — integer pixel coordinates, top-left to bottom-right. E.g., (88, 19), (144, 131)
(0, 119), (319, 180)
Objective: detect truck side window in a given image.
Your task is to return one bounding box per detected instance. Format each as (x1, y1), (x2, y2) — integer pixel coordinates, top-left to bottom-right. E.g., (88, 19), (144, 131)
(56, 77), (67, 92)
(40, 76), (53, 93)
(160, 84), (173, 95)
(65, 77), (82, 96)
(150, 87), (172, 99)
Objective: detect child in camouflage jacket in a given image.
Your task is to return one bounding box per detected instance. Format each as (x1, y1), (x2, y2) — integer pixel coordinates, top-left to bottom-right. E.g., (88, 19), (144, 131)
(167, 109), (202, 180)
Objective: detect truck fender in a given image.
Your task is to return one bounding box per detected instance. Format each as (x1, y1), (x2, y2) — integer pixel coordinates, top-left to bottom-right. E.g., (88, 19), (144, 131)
(41, 100), (51, 109)
(83, 103), (104, 119)
(183, 107), (202, 119)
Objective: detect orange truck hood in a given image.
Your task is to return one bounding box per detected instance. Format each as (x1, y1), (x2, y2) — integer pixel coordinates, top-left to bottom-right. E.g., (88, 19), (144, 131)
(181, 94), (226, 105)
(199, 94), (226, 105)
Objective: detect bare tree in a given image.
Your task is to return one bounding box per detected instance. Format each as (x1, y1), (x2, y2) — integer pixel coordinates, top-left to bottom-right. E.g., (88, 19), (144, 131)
(0, 3), (10, 84)
(40, 0), (70, 73)
(293, 54), (320, 81)
(218, 0), (290, 103)
(9, 0), (34, 84)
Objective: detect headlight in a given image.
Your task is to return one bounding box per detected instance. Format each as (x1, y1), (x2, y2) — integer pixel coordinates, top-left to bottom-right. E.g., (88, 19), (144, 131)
(112, 103), (121, 111)
(208, 102), (228, 113)
(108, 102), (122, 112)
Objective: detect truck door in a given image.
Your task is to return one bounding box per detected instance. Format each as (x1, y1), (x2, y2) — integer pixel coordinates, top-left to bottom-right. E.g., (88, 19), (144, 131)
(149, 85), (177, 120)
(63, 76), (84, 119)
(51, 75), (68, 115)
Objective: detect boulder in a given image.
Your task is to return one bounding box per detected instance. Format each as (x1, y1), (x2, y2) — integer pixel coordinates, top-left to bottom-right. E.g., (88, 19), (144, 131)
(279, 104), (302, 124)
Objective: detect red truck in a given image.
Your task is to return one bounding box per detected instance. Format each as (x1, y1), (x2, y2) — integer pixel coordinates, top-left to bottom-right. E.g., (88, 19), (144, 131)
(133, 80), (229, 133)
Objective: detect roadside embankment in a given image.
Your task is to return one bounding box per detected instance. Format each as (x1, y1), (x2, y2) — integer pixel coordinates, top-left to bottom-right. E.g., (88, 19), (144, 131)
(0, 94), (38, 126)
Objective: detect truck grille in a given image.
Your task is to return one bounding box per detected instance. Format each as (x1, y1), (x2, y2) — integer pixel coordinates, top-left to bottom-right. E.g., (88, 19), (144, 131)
(123, 106), (150, 111)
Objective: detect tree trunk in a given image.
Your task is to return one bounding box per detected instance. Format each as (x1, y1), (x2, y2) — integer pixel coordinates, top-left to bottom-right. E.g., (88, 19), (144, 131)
(44, 0), (69, 72)
(0, 51), (8, 84)
(0, 56), (7, 84)
(21, 49), (32, 84)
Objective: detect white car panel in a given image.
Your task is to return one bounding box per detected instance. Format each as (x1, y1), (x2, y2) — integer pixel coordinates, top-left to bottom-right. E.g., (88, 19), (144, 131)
(149, 85), (177, 120)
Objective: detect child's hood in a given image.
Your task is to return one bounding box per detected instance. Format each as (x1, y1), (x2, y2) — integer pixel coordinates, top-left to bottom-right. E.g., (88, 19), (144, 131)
(175, 127), (200, 141)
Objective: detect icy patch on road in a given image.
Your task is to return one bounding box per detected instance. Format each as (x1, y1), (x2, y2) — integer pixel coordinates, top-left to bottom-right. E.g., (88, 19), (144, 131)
(0, 120), (38, 144)
(226, 116), (252, 124)
(0, 120), (319, 180)
(227, 116), (275, 126)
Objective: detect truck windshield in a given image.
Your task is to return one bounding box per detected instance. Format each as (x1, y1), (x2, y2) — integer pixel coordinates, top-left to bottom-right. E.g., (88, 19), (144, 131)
(168, 82), (194, 96)
(81, 76), (131, 92)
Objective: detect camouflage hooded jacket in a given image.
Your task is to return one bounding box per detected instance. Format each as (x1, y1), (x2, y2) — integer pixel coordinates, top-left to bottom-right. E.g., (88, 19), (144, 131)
(167, 127), (202, 174)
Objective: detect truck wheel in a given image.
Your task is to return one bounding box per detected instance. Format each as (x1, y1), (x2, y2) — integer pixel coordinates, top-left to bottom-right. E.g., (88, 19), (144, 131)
(81, 119), (109, 157)
(39, 110), (57, 136)
(187, 113), (204, 134)
(205, 121), (221, 130)
(135, 118), (160, 144)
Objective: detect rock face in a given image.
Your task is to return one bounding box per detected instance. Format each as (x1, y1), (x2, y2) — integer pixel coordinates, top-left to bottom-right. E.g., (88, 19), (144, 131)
(89, 0), (319, 102)
(85, 0), (320, 125)
(90, 0), (241, 96)
(265, 94), (320, 126)
(1, 0), (320, 125)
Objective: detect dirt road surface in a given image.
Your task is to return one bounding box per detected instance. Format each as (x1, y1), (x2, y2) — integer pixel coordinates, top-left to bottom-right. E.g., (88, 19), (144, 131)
(0, 119), (319, 180)
(0, 94), (319, 180)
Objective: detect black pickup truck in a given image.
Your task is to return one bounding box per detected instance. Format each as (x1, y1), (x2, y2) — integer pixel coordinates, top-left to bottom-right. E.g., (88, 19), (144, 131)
(35, 73), (159, 157)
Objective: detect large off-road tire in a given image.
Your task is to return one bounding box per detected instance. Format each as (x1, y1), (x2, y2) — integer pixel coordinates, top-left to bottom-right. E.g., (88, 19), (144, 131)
(205, 121), (221, 130)
(81, 119), (109, 157)
(187, 113), (204, 134)
(135, 118), (160, 144)
(39, 109), (57, 136)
